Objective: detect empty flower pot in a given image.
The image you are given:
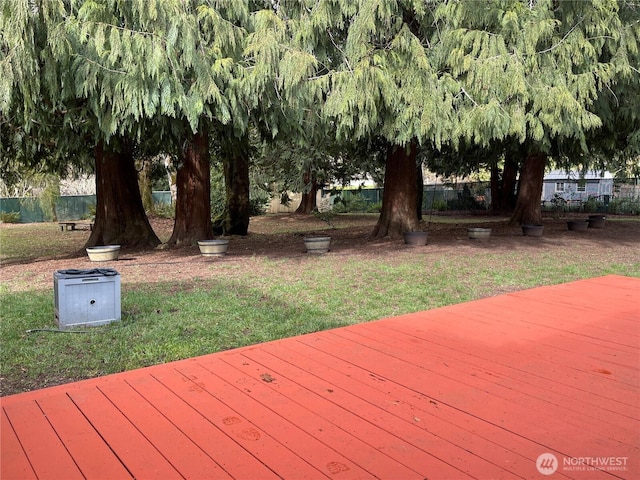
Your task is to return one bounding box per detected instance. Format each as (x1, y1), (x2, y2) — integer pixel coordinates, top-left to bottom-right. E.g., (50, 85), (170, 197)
(588, 215), (606, 228)
(198, 239), (230, 257)
(86, 245), (121, 262)
(521, 224), (544, 237)
(567, 220), (589, 231)
(403, 231), (429, 246)
(304, 236), (331, 254)
(467, 227), (492, 240)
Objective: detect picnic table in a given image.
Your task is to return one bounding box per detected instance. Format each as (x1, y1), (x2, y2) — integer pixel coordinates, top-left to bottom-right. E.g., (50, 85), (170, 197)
(58, 222), (93, 232)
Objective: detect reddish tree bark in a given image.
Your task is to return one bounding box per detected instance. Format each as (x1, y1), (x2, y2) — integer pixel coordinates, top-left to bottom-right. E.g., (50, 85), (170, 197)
(509, 152), (547, 225)
(491, 157), (519, 213)
(168, 128), (213, 246)
(137, 157), (155, 214)
(222, 132), (250, 236)
(295, 168), (318, 214)
(372, 142), (420, 238)
(416, 162), (424, 220)
(490, 163), (500, 212)
(86, 140), (161, 248)
(501, 157), (519, 211)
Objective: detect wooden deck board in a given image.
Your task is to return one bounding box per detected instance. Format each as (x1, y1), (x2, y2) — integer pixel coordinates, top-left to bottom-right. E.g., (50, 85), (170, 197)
(339, 325), (637, 434)
(35, 394), (134, 479)
(2, 274), (638, 479)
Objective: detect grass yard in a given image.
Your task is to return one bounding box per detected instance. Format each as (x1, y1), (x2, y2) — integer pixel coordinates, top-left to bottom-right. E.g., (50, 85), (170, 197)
(1, 213), (639, 396)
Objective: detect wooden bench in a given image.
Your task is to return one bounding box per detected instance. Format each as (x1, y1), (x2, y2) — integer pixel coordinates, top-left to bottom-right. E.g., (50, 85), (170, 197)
(59, 222), (93, 231)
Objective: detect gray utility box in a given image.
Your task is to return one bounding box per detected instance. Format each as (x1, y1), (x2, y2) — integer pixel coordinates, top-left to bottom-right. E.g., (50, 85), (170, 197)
(54, 269), (121, 328)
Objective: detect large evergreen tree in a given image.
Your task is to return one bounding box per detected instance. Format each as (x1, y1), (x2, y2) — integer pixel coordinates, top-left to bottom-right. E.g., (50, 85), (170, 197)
(436, 0), (639, 224)
(263, 0), (638, 230)
(63, 1), (253, 245)
(303, 1), (453, 237)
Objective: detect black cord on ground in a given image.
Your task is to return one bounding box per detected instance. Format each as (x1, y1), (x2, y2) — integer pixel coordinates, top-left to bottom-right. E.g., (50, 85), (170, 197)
(26, 328), (90, 334)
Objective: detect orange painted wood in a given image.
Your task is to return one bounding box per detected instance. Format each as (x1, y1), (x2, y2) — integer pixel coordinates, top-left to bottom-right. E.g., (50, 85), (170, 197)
(2, 400), (84, 479)
(66, 387), (185, 479)
(1, 409), (36, 480)
(217, 351), (479, 479)
(35, 394), (133, 479)
(235, 345), (520, 479)
(173, 360), (381, 479)
(259, 337), (551, 476)
(144, 365), (326, 479)
(1, 275), (638, 480)
(121, 373), (282, 480)
(344, 323), (638, 431)
(95, 380), (234, 479)
(296, 329), (631, 459)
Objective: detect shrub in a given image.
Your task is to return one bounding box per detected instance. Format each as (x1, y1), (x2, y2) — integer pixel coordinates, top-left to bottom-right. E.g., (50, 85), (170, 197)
(431, 199), (448, 211)
(609, 197), (640, 215)
(582, 196), (602, 213)
(367, 201), (382, 213)
(154, 202), (175, 219)
(332, 193), (370, 213)
(0, 211), (20, 223)
(249, 195), (269, 217)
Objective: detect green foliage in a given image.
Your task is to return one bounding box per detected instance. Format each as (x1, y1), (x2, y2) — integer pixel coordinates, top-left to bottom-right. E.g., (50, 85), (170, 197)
(210, 165), (227, 228)
(0, 211), (20, 223)
(435, 0), (635, 152)
(2, 216), (639, 394)
(153, 202), (175, 219)
(367, 201), (382, 213)
(249, 194), (270, 217)
(210, 162), (269, 232)
(582, 196), (602, 213)
(609, 197), (640, 215)
(332, 193), (371, 213)
(2, 0), (638, 221)
(37, 176), (60, 222)
(432, 199), (448, 212)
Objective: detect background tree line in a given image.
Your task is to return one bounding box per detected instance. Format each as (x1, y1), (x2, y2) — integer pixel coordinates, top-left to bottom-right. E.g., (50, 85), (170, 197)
(1, 0), (638, 247)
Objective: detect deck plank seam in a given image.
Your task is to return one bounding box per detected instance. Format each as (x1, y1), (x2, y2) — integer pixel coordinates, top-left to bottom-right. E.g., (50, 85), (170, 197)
(241, 347), (533, 480)
(306, 330), (639, 451)
(370, 323), (640, 416)
(207, 355), (433, 480)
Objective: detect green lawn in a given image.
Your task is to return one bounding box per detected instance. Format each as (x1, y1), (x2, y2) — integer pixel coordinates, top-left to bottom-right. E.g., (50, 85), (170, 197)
(1, 215), (639, 395)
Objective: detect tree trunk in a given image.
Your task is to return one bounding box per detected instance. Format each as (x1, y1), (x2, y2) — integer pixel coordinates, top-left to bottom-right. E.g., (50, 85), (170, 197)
(372, 142), (420, 238)
(168, 128), (213, 246)
(501, 156), (519, 211)
(490, 162), (500, 213)
(87, 140), (161, 248)
(491, 157), (519, 213)
(509, 152), (546, 225)
(163, 154), (177, 205)
(416, 162), (424, 221)
(138, 157), (155, 214)
(222, 132), (250, 236)
(295, 168), (318, 214)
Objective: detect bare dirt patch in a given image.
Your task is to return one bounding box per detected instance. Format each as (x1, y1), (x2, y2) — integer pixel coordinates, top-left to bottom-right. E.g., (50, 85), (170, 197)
(1, 213), (639, 293)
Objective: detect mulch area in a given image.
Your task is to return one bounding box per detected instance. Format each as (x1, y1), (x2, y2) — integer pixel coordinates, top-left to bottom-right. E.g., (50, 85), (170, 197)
(1, 213), (639, 293)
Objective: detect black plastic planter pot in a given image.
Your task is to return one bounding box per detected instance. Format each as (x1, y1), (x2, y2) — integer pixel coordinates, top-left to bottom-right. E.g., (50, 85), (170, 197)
(567, 220), (589, 231)
(403, 231), (428, 246)
(521, 224), (544, 237)
(588, 215), (606, 228)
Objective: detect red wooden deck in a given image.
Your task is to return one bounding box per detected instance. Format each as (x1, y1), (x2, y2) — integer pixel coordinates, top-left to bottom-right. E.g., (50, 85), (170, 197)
(1, 275), (638, 479)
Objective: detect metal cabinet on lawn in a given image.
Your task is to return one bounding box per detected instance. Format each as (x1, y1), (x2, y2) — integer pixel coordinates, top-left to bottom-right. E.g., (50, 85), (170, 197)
(53, 269), (121, 328)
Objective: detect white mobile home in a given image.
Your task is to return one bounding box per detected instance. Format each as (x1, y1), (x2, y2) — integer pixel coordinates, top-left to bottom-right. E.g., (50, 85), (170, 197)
(542, 170), (613, 204)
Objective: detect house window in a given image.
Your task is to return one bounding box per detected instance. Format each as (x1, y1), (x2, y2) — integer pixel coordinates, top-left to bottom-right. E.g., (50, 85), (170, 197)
(555, 182), (565, 192)
(577, 183), (586, 192)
